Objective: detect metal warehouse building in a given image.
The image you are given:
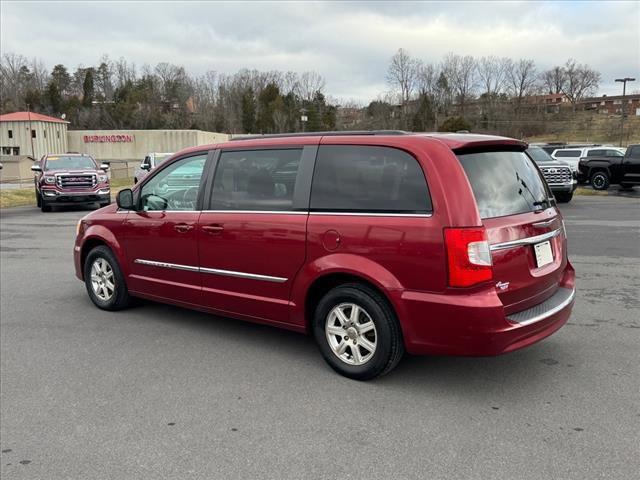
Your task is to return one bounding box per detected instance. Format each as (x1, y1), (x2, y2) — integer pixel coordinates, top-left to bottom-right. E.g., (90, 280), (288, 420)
(0, 112), (69, 182)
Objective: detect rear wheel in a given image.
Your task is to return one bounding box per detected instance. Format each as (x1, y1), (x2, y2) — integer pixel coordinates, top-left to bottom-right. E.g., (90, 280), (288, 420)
(555, 192), (573, 203)
(313, 283), (404, 380)
(84, 245), (132, 311)
(590, 171), (610, 190)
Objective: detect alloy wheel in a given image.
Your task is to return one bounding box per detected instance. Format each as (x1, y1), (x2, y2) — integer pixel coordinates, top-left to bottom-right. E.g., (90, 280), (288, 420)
(90, 258), (115, 301)
(325, 302), (377, 365)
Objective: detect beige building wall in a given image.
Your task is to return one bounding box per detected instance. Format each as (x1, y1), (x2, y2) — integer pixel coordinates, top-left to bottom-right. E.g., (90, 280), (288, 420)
(0, 155), (37, 185)
(0, 120), (68, 159)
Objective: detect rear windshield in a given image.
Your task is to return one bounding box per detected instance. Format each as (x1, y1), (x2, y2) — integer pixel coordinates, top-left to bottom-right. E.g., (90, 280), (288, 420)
(457, 150), (551, 219)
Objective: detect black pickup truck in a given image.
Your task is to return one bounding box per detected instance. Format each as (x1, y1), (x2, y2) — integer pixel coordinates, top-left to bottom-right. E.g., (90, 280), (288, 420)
(578, 144), (640, 190)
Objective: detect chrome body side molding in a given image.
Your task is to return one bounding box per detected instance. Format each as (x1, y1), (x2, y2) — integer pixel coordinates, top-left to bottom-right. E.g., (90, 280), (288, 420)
(134, 259), (287, 283)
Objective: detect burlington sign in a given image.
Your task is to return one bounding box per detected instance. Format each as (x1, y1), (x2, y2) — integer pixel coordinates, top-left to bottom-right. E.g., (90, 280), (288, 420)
(83, 134), (134, 143)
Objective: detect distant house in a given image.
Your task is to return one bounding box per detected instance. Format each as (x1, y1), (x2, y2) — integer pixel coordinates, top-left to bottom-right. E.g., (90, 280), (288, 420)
(525, 93), (570, 105)
(580, 94), (640, 115)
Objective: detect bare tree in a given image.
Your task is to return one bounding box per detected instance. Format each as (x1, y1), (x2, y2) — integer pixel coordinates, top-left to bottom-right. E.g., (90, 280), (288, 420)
(561, 59), (601, 111)
(477, 56), (508, 98)
(0, 53), (30, 110)
(387, 48), (419, 126)
(540, 66), (566, 94)
(296, 71), (326, 102)
(442, 53), (477, 115)
(505, 58), (537, 115)
(416, 62), (438, 96)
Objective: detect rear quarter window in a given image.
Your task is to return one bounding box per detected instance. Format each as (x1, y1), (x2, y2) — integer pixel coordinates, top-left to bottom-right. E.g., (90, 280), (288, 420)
(310, 145), (431, 214)
(457, 150), (551, 219)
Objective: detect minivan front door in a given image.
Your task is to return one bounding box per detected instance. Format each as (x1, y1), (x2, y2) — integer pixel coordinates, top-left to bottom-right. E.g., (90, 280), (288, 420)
(197, 147), (313, 324)
(122, 153), (209, 306)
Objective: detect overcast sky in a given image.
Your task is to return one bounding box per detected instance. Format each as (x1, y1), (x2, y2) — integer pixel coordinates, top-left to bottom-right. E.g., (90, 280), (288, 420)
(1, 1), (639, 103)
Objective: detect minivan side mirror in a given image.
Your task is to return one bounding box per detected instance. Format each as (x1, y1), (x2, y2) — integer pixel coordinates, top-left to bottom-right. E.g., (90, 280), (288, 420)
(116, 188), (135, 210)
(100, 163), (110, 171)
(31, 165), (42, 172)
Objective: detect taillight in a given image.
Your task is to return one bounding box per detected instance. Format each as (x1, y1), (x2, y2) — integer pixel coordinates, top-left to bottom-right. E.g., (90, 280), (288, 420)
(444, 227), (493, 287)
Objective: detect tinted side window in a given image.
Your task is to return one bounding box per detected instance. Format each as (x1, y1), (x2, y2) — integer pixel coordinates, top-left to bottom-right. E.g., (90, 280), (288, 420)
(140, 154), (207, 211)
(587, 149), (605, 156)
(628, 146), (640, 158)
(556, 150), (581, 158)
(211, 149), (302, 211)
(606, 149), (624, 157)
(310, 145), (431, 213)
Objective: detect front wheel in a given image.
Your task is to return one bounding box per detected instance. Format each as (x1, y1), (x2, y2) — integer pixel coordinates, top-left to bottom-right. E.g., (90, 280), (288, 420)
(84, 245), (132, 311)
(36, 191), (41, 207)
(555, 192), (573, 203)
(40, 201), (52, 212)
(313, 283), (404, 380)
(590, 171), (610, 190)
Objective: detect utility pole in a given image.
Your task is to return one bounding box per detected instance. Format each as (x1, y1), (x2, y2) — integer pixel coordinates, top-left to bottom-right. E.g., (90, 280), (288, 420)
(615, 77), (636, 147)
(27, 103), (35, 159)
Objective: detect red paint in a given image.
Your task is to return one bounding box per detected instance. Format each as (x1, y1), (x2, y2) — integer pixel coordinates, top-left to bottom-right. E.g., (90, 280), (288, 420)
(74, 133), (575, 356)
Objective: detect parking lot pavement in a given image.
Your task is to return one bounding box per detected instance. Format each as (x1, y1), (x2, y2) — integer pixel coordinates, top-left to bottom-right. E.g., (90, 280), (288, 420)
(1, 197), (639, 480)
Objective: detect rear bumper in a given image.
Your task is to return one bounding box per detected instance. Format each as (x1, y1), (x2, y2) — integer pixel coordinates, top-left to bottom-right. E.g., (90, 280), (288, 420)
(396, 262), (575, 356)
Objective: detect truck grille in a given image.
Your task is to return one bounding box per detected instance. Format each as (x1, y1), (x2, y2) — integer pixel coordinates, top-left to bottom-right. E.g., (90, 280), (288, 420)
(56, 174), (97, 189)
(540, 166), (572, 185)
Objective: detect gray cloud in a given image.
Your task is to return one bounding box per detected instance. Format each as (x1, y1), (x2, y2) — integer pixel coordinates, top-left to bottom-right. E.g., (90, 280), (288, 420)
(1, 1), (638, 102)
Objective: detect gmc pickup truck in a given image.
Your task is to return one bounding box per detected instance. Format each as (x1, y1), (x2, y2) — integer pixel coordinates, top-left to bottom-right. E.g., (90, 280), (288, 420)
(31, 153), (111, 212)
(578, 144), (640, 190)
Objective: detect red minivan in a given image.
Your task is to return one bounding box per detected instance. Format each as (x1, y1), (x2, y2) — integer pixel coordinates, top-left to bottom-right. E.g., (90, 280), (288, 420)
(74, 132), (575, 379)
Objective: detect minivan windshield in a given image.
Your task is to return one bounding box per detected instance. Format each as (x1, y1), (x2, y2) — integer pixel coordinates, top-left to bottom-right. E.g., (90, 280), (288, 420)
(44, 156), (96, 171)
(457, 150), (552, 219)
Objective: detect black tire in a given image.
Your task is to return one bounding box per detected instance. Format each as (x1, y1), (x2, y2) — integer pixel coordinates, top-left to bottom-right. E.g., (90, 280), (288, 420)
(40, 201), (52, 212)
(555, 192), (573, 203)
(83, 245), (132, 311)
(312, 283), (404, 380)
(590, 171), (610, 190)
(36, 190), (41, 207)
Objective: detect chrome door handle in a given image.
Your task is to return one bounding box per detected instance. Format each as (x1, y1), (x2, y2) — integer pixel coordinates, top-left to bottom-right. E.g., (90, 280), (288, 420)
(174, 224), (194, 233)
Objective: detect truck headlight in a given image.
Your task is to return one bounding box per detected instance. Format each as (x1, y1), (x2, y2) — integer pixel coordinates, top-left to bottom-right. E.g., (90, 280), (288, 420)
(44, 176), (56, 184)
(98, 174), (108, 183)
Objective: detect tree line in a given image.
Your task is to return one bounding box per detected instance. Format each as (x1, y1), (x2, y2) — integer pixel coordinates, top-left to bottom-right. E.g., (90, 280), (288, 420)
(1, 50), (603, 135)
(384, 48), (602, 132)
(0, 53), (336, 133)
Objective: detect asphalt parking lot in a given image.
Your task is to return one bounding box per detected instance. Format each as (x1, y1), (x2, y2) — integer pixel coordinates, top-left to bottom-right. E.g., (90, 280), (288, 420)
(1, 196), (639, 480)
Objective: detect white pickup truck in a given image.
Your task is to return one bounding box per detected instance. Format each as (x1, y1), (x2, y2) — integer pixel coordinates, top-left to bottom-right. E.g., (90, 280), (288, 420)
(133, 152), (174, 184)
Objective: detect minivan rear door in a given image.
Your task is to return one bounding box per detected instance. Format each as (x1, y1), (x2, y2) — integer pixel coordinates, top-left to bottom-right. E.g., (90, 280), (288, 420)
(457, 150), (568, 314)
